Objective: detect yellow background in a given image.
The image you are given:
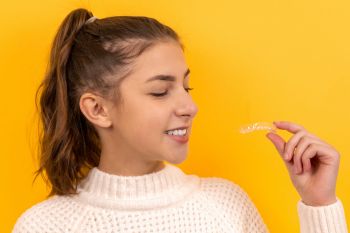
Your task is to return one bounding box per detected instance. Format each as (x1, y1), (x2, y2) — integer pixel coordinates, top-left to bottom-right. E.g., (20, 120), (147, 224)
(1, 0), (349, 232)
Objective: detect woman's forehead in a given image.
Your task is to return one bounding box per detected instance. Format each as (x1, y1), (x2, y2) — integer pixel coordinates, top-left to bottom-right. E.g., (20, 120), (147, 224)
(130, 42), (188, 82)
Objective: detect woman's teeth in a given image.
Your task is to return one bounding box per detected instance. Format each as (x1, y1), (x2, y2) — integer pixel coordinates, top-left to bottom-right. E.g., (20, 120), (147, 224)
(166, 129), (187, 136)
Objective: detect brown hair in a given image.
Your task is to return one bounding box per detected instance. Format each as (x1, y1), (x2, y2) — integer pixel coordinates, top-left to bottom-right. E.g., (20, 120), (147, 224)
(33, 8), (183, 197)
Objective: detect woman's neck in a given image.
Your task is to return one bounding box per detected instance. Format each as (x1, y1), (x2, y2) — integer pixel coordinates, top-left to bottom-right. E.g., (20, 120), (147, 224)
(98, 154), (165, 176)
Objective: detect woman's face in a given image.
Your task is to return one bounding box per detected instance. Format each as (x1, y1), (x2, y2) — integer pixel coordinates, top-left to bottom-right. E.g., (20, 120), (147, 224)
(106, 41), (198, 165)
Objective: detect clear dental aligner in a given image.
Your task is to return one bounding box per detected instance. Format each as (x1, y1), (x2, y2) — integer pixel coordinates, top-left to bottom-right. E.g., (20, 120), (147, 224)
(239, 122), (277, 134)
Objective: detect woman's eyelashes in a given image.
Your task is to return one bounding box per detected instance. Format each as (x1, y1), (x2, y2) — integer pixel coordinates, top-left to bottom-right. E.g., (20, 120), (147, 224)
(151, 87), (194, 97)
(186, 87), (194, 92)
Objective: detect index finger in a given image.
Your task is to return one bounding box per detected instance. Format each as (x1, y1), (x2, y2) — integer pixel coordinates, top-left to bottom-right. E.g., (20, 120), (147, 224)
(273, 121), (306, 134)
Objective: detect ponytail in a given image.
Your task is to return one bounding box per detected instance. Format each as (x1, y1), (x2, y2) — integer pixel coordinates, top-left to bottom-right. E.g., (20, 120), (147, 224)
(34, 8), (183, 197)
(34, 9), (100, 197)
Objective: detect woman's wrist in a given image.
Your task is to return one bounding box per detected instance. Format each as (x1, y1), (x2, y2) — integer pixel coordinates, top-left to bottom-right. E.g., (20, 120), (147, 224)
(301, 196), (337, 207)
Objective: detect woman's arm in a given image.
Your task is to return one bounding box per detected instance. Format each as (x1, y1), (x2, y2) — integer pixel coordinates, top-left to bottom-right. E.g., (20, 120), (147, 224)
(266, 121), (348, 233)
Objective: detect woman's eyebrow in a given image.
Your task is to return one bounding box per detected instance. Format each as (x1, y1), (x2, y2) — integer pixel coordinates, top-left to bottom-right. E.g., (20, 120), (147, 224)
(145, 68), (190, 83)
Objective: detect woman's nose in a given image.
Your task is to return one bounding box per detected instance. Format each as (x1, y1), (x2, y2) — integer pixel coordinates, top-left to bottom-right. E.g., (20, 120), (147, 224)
(175, 93), (198, 119)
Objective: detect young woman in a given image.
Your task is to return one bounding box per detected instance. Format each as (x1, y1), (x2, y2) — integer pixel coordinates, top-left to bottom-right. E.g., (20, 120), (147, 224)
(13, 8), (348, 233)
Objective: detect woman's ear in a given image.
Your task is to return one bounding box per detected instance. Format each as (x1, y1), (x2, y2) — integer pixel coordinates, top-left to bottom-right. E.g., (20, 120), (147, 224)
(79, 93), (112, 128)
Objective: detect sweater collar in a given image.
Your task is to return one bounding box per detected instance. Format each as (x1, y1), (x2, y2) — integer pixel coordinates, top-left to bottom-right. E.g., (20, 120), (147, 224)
(73, 163), (200, 210)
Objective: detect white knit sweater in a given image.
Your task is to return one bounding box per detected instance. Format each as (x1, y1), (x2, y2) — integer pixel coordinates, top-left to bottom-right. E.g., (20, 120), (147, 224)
(13, 163), (348, 233)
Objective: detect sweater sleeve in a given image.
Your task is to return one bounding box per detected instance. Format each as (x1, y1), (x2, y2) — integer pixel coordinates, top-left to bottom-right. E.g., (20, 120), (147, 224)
(297, 198), (348, 233)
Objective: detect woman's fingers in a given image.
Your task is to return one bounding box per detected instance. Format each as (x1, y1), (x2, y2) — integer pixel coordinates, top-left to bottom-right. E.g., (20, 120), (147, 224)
(265, 132), (294, 173)
(301, 154), (312, 173)
(294, 142), (339, 174)
(273, 121), (305, 134)
(265, 132), (285, 156)
(274, 121), (308, 161)
(299, 144), (320, 172)
(293, 136), (322, 174)
(267, 121), (339, 174)
(285, 131), (307, 161)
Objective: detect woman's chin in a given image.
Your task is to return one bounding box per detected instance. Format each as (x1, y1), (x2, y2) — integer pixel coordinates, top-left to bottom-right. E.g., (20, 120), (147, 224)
(164, 153), (188, 164)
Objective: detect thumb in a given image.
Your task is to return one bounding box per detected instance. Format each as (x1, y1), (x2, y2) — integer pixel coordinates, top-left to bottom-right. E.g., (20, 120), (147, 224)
(266, 132), (285, 156)
(265, 132), (295, 172)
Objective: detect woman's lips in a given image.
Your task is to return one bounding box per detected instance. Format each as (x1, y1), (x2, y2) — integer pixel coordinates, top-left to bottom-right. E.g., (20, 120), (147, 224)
(166, 128), (190, 143)
(165, 132), (189, 143)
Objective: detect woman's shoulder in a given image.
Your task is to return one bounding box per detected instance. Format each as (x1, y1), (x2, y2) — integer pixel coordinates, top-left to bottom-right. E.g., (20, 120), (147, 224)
(198, 176), (256, 210)
(199, 176), (246, 196)
(12, 195), (83, 233)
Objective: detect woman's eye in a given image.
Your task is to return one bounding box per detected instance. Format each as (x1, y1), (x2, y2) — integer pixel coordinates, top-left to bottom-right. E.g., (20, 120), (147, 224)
(150, 87), (194, 97)
(151, 91), (168, 97)
(185, 87), (194, 92)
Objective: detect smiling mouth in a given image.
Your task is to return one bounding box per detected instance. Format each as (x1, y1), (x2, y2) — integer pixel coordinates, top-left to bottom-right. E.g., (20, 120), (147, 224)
(164, 128), (189, 136)
(164, 132), (189, 143)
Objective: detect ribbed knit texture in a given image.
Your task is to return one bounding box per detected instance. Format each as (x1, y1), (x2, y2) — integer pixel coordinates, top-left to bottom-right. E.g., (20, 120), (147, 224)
(298, 198), (348, 233)
(12, 163), (348, 233)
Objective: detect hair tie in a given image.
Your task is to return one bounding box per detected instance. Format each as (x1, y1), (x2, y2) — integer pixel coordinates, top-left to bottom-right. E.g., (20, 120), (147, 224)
(85, 16), (97, 25)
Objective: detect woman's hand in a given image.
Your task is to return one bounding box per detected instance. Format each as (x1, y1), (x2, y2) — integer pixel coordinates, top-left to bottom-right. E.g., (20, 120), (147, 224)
(266, 121), (340, 206)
